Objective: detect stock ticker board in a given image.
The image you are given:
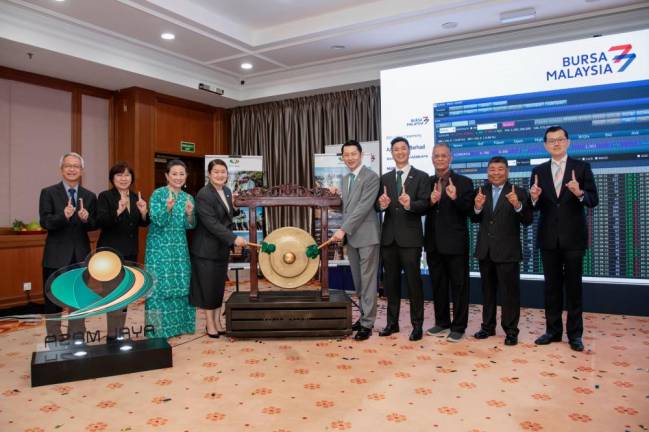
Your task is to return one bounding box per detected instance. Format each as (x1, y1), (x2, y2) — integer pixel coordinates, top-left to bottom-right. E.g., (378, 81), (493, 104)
(434, 80), (649, 280)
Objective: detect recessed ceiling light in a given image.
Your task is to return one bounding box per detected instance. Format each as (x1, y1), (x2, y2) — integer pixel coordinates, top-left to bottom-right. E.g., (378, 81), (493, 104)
(499, 7), (536, 24)
(441, 22), (458, 29)
(330, 45), (346, 50)
(161, 32), (175, 40)
(241, 62), (253, 70)
(53, 0), (66, 2)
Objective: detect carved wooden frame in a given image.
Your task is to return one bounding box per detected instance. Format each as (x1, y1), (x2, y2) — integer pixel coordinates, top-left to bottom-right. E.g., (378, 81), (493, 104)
(234, 185), (341, 301)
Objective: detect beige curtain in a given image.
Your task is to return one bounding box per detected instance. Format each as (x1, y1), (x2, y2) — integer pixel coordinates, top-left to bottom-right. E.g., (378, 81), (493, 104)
(231, 86), (380, 231)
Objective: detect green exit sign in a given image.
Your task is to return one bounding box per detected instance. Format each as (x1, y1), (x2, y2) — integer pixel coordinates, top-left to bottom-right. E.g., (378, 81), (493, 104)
(180, 141), (195, 153)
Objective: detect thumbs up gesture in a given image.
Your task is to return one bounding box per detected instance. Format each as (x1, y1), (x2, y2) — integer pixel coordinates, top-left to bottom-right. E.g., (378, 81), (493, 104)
(505, 184), (521, 209)
(530, 174), (542, 201)
(136, 191), (148, 217)
(64, 197), (76, 220)
(445, 177), (457, 200)
(78, 197), (89, 222)
(398, 184), (411, 209)
(166, 189), (176, 212)
(474, 186), (486, 210)
(430, 180), (442, 205)
(378, 185), (391, 209)
(565, 169), (583, 197)
(117, 191), (129, 216)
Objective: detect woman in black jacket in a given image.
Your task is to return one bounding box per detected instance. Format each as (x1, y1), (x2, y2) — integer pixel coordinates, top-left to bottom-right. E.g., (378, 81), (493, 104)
(189, 159), (246, 337)
(96, 161), (150, 340)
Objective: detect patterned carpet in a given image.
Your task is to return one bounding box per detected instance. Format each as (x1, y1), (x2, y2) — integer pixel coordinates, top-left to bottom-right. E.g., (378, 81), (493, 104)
(1, 282), (648, 432)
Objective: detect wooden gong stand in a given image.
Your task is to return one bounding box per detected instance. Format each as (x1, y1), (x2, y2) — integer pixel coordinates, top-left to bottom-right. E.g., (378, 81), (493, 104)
(234, 185), (341, 301)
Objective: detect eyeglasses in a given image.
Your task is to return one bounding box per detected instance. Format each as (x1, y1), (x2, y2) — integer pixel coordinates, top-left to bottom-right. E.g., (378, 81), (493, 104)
(62, 164), (82, 170)
(545, 138), (567, 145)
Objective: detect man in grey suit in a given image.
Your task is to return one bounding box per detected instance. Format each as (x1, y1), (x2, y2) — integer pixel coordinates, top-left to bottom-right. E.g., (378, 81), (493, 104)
(330, 140), (381, 341)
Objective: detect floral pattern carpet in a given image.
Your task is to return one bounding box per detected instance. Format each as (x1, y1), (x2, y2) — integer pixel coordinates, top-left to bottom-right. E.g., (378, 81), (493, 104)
(1, 282), (648, 432)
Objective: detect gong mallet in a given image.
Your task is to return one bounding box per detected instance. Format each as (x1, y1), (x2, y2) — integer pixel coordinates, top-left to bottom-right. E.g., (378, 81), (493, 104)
(247, 241), (276, 254)
(305, 238), (336, 259)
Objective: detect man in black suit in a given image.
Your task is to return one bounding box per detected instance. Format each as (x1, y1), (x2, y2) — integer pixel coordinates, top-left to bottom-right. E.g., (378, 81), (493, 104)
(530, 126), (598, 352)
(424, 143), (474, 343)
(472, 156), (532, 346)
(377, 137), (430, 341)
(39, 152), (97, 338)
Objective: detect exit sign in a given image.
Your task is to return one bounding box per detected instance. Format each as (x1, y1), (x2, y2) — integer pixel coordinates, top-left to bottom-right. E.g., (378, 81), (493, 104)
(180, 141), (195, 153)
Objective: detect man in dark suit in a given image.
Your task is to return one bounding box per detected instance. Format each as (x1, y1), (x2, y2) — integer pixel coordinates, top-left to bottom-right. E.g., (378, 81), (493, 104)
(377, 137), (430, 341)
(471, 156), (532, 346)
(39, 152), (97, 338)
(424, 143), (474, 342)
(330, 140), (381, 341)
(530, 126), (598, 352)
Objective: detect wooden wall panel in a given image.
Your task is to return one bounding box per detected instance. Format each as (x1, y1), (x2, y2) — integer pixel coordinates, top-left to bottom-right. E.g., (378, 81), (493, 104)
(155, 101), (213, 156)
(0, 231), (99, 308)
(0, 67), (113, 310)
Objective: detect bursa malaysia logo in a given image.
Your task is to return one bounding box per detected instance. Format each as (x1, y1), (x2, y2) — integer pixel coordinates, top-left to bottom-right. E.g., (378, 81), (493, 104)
(406, 115), (430, 126)
(546, 44), (636, 81)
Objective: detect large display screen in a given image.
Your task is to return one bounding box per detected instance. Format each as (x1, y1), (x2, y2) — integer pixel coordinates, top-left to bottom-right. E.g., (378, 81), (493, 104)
(380, 29), (649, 283)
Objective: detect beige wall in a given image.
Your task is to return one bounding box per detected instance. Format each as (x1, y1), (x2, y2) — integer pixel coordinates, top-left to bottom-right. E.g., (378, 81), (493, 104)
(1, 79), (71, 225)
(81, 94), (110, 195)
(0, 79), (110, 226)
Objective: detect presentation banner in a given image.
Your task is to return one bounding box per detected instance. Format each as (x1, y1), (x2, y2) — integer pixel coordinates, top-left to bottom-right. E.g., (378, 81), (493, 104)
(314, 152), (373, 263)
(204, 155), (265, 254)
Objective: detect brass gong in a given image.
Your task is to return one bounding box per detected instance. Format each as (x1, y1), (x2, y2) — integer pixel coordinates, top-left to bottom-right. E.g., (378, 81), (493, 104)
(258, 227), (320, 289)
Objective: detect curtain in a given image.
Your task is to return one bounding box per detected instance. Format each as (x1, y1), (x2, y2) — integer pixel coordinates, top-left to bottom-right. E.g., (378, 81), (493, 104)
(231, 86), (380, 232)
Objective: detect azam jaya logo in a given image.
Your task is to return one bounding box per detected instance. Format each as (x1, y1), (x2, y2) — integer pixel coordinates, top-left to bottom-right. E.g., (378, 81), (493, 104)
(546, 43), (637, 81)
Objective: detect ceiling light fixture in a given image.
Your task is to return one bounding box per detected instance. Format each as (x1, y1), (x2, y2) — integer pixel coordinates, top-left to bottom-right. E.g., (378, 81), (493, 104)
(441, 22), (458, 29)
(499, 7), (536, 24)
(330, 45), (346, 50)
(161, 32), (175, 40)
(53, 0), (66, 2)
(241, 62), (253, 70)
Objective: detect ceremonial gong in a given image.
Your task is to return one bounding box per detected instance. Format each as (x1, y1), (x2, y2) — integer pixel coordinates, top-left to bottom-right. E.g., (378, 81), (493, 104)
(225, 185), (352, 338)
(258, 227), (320, 289)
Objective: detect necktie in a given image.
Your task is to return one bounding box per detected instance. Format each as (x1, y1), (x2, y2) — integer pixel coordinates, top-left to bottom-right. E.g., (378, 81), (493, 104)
(492, 186), (501, 211)
(348, 173), (355, 195)
(553, 161), (564, 196)
(68, 188), (77, 207)
(396, 171), (403, 196)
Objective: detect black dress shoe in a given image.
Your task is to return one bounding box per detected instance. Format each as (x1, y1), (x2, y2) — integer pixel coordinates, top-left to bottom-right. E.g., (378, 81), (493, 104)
(474, 329), (495, 339)
(378, 324), (400, 337)
(351, 320), (362, 331)
(409, 328), (423, 341)
(534, 333), (562, 345)
(354, 327), (372, 341)
(504, 335), (518, 346)
(569, 338), (584, 352)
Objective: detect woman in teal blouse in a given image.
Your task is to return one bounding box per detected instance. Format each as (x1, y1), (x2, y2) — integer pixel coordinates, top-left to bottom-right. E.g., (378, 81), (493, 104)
(145, 159), (196, 338)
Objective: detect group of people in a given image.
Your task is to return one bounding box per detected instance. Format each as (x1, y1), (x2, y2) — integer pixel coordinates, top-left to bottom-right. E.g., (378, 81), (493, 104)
(39, 124), (598, 351)
(337, 125), (598, 352)
(40, 156), (246, 339)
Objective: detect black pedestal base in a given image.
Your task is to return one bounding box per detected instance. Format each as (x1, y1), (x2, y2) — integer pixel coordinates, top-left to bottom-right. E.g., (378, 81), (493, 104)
(225, 290), (352, 338)
(31, 338), (172, 387)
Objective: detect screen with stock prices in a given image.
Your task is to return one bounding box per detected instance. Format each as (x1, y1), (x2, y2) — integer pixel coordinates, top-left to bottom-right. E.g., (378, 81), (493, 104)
(380, 29), (649, 283)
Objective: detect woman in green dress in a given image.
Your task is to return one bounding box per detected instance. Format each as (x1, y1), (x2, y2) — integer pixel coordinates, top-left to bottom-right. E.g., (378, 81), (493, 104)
(145, 159), (196, 338)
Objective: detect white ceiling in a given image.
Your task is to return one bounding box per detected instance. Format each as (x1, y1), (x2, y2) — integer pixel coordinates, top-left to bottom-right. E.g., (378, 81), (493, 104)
(0, 0), (648, 107)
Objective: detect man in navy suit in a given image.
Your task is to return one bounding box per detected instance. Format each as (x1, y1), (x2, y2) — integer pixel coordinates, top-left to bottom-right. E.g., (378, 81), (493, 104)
(472, 156), (532, 346)
(530, 126), (598, 352)
(377, 137), (430, 341)
(39, 152), (97, 338)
